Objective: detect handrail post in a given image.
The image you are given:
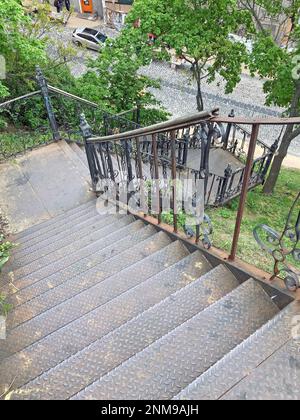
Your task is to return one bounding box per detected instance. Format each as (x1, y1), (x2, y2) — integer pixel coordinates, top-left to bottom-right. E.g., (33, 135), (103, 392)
(223, 109), (235, 150)
(36, 66), (60, 141)
(219, 164), (233, 204)
(229, 123), (260, 261)
(80, 113), (97, 191)
(261, 137), (279, 180)
(152, 133), (162, 224)
(171, 130), (178, 233)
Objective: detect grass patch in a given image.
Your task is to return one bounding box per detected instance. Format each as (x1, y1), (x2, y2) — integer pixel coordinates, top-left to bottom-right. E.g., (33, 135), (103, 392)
(206, 167), (300, 273)
(159, 168), (299, 274)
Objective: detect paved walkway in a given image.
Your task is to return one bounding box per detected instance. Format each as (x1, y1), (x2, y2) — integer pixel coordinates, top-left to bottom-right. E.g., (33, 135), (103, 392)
(0, 142), (93, 233)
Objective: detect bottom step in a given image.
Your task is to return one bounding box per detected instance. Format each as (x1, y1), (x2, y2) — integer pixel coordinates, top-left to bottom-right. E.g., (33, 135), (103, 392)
(222, 338), (300, 400)
(71, 279), (279, 400)
(9, 265), (238, 400)
(175, 301), (299, 400)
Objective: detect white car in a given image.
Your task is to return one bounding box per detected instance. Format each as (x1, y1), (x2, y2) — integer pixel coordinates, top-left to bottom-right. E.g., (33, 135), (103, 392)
(72, 28), (107, 51)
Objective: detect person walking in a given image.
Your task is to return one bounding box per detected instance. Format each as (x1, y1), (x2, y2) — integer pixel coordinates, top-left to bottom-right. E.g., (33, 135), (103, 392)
(54, 0), (63, 13)
(65, 0), (71, 12)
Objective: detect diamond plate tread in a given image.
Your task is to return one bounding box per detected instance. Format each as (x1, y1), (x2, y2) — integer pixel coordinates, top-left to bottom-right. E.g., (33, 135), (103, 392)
(3, 214), (134, 284)
(13, 200), (99, 248)
(5, 220), (147, 306)
(222, 338), (300, 400)
(0, 231), (175, 359)
(72, 279), (279, 401)
(12, 201), (111, 252)
(174, 301), (300, 401)
(13, 210), (113, 259)
(12, 265), (239, 400)
(0, 240), (195, 395)
(12, 199), (96, 242)
(6, 223), (157, 329)
(12, 213), (124, 269)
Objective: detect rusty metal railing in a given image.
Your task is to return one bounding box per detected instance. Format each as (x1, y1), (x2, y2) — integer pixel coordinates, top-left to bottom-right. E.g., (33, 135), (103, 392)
(81, 111), (300, 275)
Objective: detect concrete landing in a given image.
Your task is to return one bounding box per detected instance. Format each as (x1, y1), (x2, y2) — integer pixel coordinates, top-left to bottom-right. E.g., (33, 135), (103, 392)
(187, 148), (243, 176)
(0, 141), (93, 234)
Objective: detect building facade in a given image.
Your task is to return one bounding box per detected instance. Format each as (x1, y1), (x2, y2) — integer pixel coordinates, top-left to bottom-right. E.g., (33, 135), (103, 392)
(69, 0), (105, 18)
(103, 0), (133, 29)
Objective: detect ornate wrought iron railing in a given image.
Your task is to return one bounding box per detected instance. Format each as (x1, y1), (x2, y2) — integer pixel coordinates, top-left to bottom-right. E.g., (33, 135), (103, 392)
(207, 113), (278, 206)
(80, 110), (219, 247)
(1, 68), (277, 207)
(254, 192), (300, 292)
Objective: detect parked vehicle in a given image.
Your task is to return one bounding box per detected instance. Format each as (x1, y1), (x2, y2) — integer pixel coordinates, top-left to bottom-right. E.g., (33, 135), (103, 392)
(72, 28), (107, 51)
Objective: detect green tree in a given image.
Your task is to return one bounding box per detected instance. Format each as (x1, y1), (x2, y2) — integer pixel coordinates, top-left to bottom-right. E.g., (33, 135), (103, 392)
(0, 0), (77, 98)
(245, 0), (300, 193)
(123, 0), (253, 111)
(76, 35), (169, 124)
(0, 0), (47, 97)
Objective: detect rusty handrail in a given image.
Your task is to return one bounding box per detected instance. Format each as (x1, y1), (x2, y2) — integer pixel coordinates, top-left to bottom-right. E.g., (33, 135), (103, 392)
(87, 109), (220, 142)
(87, 112), (300, 144)
(0, 91), (42, 108)
(211, 115), (300, 125)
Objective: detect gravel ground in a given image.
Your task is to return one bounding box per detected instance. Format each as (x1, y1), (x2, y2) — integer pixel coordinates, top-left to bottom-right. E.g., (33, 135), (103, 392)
(140, 61), (300, 156)
(47, 25), (300, 156)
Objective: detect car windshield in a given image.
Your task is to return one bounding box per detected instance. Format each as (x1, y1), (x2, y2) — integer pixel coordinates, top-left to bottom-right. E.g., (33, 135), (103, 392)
(96, 33), (107, 43)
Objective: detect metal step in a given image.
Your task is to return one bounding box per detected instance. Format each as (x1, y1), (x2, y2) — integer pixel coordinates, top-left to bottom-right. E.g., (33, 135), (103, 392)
(71, 279), (279, 400)
(0, 240), (193, 394)
(12, 198), (96, 242)
(12, 203), (105, 252)
(6, 223), (157, 329)
(6, 220), (148, 307)
(1, 218), (140, 298)
(222, 338), (300, 400)
(3, 214), (135, 284)
(0, 231), (174, 359)
(12, 213), (125, 269)
(11, 265), (239, 400)
(174, 301), (299, 400)
(12, 200), (100, 249)
(13, 210), (115, 259)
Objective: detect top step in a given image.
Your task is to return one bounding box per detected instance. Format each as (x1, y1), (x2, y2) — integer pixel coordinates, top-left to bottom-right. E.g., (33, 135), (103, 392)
(72, 279), (279, 400)
(12, 199), (96, 242)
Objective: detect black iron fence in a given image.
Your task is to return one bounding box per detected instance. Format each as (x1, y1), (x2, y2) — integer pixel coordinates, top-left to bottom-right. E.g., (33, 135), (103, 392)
(0, 92), (53, 160)
(0, 69), (141, 160)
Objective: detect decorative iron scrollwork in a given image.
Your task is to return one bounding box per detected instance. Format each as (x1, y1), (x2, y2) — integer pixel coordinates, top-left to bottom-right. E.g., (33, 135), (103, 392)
(253, 192), (300, 291)
(184, 214), (213, 250)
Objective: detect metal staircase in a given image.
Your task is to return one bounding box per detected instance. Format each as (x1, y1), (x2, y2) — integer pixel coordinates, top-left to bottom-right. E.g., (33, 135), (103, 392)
(0, 70), (299, 400)
(0, 203), (295, 398)
(0, 139), (297, 400)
